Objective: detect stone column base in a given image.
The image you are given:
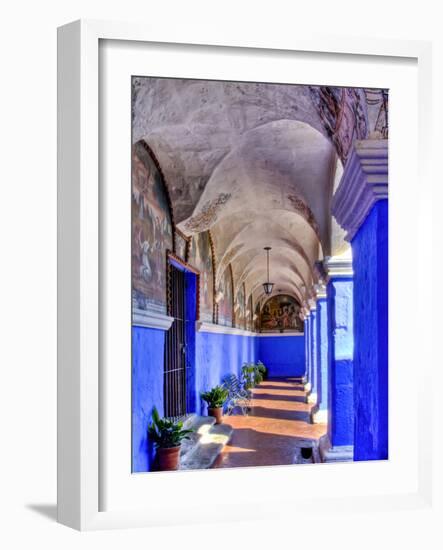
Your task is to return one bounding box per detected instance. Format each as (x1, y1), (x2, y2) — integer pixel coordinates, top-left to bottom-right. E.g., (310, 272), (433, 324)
(306, 392), (318, 404)
(311, 408), (327, 424)
(318, 435), (353, 462)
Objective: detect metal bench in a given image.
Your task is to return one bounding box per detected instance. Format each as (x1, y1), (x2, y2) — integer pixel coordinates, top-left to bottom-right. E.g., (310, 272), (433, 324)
(222, 374), (252, 416)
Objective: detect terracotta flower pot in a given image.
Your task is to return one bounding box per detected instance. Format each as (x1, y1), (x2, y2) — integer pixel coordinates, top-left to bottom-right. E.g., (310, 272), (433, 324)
(208, 407), (223, 424)
(157, 445), (181, 471)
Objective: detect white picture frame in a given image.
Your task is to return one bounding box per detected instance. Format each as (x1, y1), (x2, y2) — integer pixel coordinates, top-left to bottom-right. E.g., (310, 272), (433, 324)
(57, 19), (433, 531)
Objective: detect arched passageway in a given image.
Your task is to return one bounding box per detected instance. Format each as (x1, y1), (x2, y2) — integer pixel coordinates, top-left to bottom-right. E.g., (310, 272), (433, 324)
(131, 77), (389, 472)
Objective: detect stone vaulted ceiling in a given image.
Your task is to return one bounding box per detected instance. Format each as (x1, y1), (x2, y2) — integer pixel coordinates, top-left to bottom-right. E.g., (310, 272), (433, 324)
(132, 78), (386, 305)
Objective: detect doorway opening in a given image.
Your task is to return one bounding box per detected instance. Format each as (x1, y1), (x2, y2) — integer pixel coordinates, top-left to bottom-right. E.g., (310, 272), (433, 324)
(164, 257), (198, 419)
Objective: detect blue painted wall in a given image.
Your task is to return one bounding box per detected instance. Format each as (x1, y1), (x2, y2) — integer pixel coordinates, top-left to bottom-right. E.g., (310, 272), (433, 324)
(132, 323), (307, 471)
(132, 268), (307, 472)
(132, 326), (166, 473)
(352, 200), (388, 461)
(327, 277), (354, 447)
(195, 332), (258, 415)
(258, 335), (305, 378)
(132, 327), (260, 472)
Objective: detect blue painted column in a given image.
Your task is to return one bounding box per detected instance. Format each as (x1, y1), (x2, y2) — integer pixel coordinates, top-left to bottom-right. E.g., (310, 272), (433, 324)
(303, 316), (309, 383)
(352, 200), (388, 461)
(307, 305), (318, 404)
(331, 139), (389, 462)
(304, 313), (312, 389)
(312, 288), (328, 423)
(324, 255), (354, 460)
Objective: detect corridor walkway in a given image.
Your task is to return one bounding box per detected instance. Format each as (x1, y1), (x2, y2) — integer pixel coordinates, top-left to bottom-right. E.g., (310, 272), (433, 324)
(213, 377), (327, 468)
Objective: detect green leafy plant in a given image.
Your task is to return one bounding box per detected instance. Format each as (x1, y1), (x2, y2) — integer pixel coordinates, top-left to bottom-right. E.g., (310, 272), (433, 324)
(241, 363), (256, 390)
(241, 361), (267, 389)
(148, 407), (193, 449)
(256, 360), (267, 381)
(201, 385), (229, 408)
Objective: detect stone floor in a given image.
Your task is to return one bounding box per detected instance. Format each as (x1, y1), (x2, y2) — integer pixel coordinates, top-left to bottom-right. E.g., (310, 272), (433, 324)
(213, 377), (327, 469)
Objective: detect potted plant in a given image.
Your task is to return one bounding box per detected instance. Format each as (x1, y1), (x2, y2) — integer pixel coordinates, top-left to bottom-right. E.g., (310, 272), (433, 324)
(201, 385), (229, 424)
(256, 360), (267, 382)
(241, 361), (267, 389)
(147, 407), (193, 471)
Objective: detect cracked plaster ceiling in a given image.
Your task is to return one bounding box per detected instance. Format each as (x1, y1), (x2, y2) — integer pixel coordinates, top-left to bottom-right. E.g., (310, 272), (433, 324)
(133, 77), (348, 304)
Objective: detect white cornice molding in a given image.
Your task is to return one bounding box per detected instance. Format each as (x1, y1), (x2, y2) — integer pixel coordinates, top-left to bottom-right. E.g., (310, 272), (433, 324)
(196, 321), (256, 337)
(314, 283), (327, 300)
(332, 139), (388, 242)
(132, 309), (174, 330)
(259, 331), (304, 338)
(324, 255), (354, 278)
(308, 298), (317, 312)
(196, 321), (304, 338)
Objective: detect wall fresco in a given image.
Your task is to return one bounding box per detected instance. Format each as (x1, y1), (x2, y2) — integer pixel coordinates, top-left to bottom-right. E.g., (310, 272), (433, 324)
(184, 192), (232, 232)
(217, 265), (233, 327)
(234, 283), (246, 329)
(309, 86), (368, 164)
(174, 230), (189, 262)
(188, 231), (214, 322)
(132, 141), (173, 314)
(245, 294), (254, 331)
(260, 294), (303, 333)
(254, 301), (261, 332)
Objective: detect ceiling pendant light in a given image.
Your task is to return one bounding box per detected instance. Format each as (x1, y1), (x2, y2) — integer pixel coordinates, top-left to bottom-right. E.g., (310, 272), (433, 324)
(262, 247), (274, 295)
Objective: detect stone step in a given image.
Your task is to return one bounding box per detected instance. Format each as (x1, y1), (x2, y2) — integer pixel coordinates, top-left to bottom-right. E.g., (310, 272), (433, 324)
(182, 413), (216, 431)
(179, 416), (233, 470)
(179, 414), (215, 462)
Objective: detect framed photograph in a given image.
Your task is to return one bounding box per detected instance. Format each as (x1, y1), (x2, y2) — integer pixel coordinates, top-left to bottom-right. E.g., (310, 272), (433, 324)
(57, 19), (432, 530)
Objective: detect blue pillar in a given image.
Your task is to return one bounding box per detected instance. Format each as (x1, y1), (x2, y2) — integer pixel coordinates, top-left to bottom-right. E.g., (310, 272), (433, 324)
(313, 293), (328, 423)
(307, 307), (318, 403)
(326, 267), (354, 456)
(303, 317), (309, 383)
(330, 139), (388, 462)
(352, 200), (388, 461)
(304, 313), (312, 389)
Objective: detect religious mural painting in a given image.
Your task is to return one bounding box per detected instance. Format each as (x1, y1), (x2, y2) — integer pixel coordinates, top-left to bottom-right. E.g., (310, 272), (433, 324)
(132, 141), (173, 315)
(234, 282), (246, 329)
(260, 294), (303, 333)
(245, 294), (254, 331)
(254, 301), (261, 332)
(188, 231), (214, 323)
(217, 265), (234, 327)
(174, 229), (189, 262)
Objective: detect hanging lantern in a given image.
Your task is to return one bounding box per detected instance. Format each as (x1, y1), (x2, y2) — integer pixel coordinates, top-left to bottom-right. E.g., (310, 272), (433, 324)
(262, 247), (274, 295)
